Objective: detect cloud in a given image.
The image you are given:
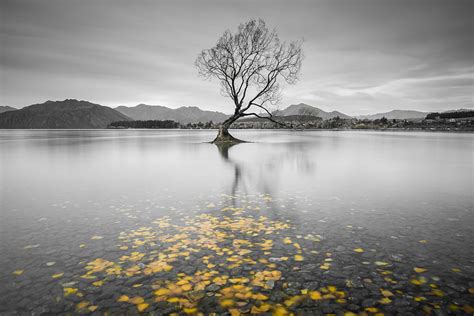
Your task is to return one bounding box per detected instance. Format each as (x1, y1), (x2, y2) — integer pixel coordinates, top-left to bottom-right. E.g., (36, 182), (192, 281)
(1, 0), (473, 114)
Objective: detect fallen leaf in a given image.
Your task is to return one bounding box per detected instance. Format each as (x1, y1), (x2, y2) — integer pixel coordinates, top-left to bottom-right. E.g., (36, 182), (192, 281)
(253, 293), (269, 300)
(381, 289), (393, 297)
(52, 272), (64, 279)
(220, 298), (235, 307)
(309, 291), (322, 300)
(183, 307), (198, 314)
(63, 287), (78, 296)
(273, 306), (289, 316)
(117, 295), (129, 302)
(294, 255), (304, 261)
(76, 301), (90, 309)
(88, 306), (98, 312)
(137, 303), (149, 312)
(154, 288), (171, 296)
(130, 296), (145, 304)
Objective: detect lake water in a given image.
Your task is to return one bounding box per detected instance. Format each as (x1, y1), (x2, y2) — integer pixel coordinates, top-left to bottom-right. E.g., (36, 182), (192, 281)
(1, 130), (473, 314)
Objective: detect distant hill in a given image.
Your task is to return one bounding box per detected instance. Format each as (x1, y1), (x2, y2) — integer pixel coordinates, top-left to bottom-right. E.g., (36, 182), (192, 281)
(357, 110), (428, 120)
(274, 103), (352, 119)
(115, 104), (229, 124)
(0, 106), (16, 114)
(0, 99), (130, 129)
(239, 115), (323, 123)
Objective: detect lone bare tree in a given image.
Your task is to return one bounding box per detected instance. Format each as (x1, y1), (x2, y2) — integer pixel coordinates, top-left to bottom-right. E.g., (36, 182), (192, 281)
(196, 19), (303, 143)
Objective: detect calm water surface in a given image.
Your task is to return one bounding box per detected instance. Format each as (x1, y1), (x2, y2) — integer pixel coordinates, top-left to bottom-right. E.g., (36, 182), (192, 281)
(1, 130), (473, 314)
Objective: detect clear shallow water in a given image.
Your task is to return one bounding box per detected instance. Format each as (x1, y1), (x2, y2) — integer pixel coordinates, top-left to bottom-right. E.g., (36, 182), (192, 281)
(1, 130), (473, 314)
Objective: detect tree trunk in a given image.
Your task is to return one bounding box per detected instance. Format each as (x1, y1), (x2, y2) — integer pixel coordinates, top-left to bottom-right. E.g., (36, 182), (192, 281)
(212, 114), (244, 143)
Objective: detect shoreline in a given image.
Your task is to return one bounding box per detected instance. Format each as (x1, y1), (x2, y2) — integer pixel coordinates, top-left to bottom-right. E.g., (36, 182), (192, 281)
(1, 128), (474, 133)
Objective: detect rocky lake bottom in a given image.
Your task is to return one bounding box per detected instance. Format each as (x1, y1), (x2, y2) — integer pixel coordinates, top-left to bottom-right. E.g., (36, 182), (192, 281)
(1, 192), (473, 315)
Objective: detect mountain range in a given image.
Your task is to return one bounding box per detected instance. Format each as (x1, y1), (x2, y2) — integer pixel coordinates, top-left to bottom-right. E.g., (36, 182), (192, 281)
(115, 104), (229, 124)
(0, 99), (130, 129)
(273, 103), (352, 119)
(0, 99), (468, 129)
(356, 110), (428, 120)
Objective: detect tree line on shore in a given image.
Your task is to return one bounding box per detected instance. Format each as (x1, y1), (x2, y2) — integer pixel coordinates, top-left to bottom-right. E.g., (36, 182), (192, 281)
(108, 120), (215, 129)
(108, 112), (474, 131)
(426, 110), (474, 120)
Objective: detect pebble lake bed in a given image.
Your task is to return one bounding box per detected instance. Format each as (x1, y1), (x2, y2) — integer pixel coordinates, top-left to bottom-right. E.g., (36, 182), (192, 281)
(1, 130), (473, 315)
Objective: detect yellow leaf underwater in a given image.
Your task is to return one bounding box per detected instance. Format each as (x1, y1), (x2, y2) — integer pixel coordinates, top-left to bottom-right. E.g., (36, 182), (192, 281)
(13, 270), (24, 275)
(294, 255), (304, 261)
(76, 301), (90, 309)
(229, 308), (241, 316)
(183, 307), (198, 314)
(414, 267), (427, 273)
(253, 293), (269, 300)
(309, 291), (322, 300)
(117, 295), (130, 302)
(181, 284), (192, 291)
(130, 296), (145, 304)
(320, 263), (331, 270)
(381, 289), (393, 297)
(63, 287), (78, 296)
(251, 303), (271, 313)
(353, 248), (364, 253)
(410, 277), (427, 285)
(52, 272), (64, 279)
(220, 298), (235, 307)
(137, 303), (149, 312)
(431, 289), (445, 297)
(154, 288), (171, 296)
(273, 306), (289, 316)
(88, 305), (98, 312)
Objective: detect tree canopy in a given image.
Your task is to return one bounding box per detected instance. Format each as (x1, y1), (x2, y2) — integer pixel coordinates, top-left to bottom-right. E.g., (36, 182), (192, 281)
(195, 19), (303, 142)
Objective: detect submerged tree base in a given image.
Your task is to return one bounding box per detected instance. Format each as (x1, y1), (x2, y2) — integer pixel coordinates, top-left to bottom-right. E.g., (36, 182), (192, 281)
(211, 128), (246, 144)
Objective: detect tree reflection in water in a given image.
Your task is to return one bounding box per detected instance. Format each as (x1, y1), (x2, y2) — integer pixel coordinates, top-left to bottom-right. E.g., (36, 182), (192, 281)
(214, 141), (316, 212)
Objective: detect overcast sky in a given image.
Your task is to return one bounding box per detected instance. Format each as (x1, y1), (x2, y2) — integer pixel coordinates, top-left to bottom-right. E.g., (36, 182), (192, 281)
(1, 0), (472, 115)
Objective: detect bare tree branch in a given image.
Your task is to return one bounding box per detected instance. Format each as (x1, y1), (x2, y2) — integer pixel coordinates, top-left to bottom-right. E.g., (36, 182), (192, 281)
(242, 112), (287, 127)
(195, 18), (303, 141)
